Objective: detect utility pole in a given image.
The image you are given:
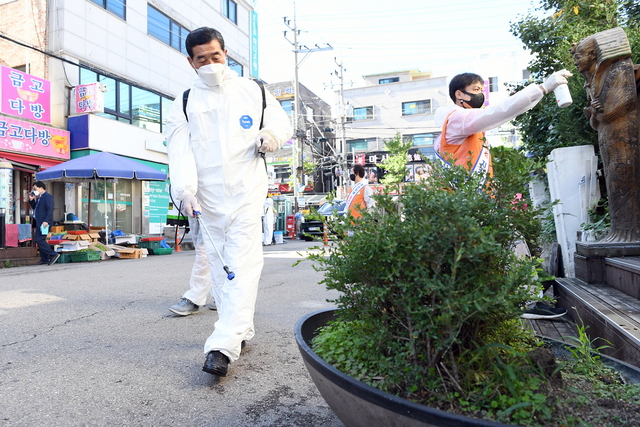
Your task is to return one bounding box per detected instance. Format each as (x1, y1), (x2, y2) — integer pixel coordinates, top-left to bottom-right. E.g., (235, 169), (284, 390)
(283, 3), (332, 211)
(334, 58), (347, 199)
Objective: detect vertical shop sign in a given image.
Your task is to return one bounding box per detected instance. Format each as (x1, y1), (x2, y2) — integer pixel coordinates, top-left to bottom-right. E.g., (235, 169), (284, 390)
(250, 11), (259, 78)
(71, 82), (105, 115)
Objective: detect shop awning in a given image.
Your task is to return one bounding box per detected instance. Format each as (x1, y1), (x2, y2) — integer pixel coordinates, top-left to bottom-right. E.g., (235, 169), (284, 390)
(0, 151), (66, 172)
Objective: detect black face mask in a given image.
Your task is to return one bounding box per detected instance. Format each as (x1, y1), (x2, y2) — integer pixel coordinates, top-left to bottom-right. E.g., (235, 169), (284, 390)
(349, 174), (356, 182)
(461, 91), (485, 108)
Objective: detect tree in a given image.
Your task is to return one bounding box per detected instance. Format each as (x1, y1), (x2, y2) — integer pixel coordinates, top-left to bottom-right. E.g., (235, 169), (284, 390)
(509, 0), (640, 162)
(376, 134), (412, 188)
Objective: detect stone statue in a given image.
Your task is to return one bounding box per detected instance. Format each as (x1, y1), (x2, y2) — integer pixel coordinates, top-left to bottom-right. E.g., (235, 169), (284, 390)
(571, 27), (640, 244)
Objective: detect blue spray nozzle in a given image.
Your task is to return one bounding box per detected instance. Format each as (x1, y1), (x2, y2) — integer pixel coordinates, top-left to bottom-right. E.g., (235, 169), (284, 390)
(224, 266), (235, 281)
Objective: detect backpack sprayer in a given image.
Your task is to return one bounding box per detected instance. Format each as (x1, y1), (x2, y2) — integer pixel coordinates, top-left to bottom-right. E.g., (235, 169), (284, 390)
(192, 210), (235, 281)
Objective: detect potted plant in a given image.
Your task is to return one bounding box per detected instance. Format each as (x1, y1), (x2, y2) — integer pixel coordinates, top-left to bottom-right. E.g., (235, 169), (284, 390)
(295, 152), (640, 426)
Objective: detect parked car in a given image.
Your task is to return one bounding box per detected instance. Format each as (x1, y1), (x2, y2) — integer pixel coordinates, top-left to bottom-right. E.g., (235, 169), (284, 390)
(298, 200), (346, 241)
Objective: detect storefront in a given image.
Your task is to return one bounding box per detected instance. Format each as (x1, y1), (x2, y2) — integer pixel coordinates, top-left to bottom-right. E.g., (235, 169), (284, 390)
(66, 112), (169, 236)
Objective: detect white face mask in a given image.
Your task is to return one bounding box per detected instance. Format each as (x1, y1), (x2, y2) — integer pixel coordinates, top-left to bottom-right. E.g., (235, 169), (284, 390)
(197, 63), (226, 87)
(32, 190), (40, 196)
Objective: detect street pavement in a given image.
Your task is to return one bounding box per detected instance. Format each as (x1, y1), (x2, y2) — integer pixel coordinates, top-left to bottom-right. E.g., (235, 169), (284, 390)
(0, 239), (344, 427)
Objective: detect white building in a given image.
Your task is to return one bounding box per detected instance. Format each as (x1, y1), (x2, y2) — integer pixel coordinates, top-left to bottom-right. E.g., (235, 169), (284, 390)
(0, 0), (258, 235)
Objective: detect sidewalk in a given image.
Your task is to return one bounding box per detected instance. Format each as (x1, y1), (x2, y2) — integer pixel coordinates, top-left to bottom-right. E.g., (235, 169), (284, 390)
(0, 239), (344, 427)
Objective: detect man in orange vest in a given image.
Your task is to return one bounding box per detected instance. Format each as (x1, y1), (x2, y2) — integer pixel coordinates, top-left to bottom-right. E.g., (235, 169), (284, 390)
(434, 70), (573, 320)
(346, 164), (375, 219)
(435, 70), (572, 180)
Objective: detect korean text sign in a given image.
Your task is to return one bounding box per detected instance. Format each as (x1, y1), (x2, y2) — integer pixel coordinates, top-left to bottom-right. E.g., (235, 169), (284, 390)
(72, 82), (104, 114)
(0, 116), (70, 160)
(0, 66), (51, 124)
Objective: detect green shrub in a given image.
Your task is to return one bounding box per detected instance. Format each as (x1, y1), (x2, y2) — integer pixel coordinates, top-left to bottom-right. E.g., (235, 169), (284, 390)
(307, 161), (550, 421)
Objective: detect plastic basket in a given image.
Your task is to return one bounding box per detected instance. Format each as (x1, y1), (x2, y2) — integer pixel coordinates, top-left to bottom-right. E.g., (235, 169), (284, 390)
(140, 237), (163, 242)
(138, 240), (162, 249)
(67, 230), (88, 235)
(56, 253), (74, 264)
(149, 248), (173, 255)
(70, 251), (101, 262)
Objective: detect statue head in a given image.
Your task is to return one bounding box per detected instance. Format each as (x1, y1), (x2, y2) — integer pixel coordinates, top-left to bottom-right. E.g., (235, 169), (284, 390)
(571, 37), (597, 76)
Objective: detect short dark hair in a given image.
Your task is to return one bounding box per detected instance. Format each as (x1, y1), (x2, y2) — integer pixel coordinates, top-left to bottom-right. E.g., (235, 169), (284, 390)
(34, 181), (46, 190)
(185, 27), (225, 58)
(353, 165), (365, 178)
(449, 73), (484, 102)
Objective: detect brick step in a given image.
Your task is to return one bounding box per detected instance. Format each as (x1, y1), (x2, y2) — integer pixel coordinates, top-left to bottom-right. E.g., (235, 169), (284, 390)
(555, 277), (640, 368)
(605, 257), (640, 299)
(0, 257), (41, 267)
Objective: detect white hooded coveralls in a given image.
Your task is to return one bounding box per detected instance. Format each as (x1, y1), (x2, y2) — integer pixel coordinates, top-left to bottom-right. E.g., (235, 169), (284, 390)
(165, 68), (292, 362)
(262, 198), (275, 245)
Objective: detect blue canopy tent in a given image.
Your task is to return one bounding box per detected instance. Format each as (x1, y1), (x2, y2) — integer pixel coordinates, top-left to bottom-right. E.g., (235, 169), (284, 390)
(36, 151), (167, 239)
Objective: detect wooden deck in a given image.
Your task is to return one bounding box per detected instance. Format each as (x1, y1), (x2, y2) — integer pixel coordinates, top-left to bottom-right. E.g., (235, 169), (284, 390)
(526, 317), (579, 343)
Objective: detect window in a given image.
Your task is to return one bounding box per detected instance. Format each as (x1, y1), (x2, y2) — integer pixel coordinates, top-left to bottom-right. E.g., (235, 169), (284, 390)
(80, 67), (173, 133)
(223, 0), (237, 24)
(402, 100), (431, 116)
(147, 5), (188, 55)
(348, 139), (368, 151)
(488, 77), (498, 92)
(379, 77), (399, 84)
(280, 100), (293, 116)
(522, 69), (531, 80)
(228, 57), (243, 76)
(89, 0), (126, 20)
(352, 106), (374, 121)
(411, 133), (439, 146)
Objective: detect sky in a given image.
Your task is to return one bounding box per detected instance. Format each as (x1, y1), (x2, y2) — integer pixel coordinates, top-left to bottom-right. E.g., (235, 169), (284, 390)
(254, 0), (546, 104)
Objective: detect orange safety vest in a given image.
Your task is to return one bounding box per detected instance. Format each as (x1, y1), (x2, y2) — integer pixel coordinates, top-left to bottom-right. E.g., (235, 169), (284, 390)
(347, 184), (367, 219)
(437, 111), (493, 177)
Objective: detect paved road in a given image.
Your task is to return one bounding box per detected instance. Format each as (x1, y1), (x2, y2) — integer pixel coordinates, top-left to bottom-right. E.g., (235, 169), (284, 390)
(0, 239), (344, 427)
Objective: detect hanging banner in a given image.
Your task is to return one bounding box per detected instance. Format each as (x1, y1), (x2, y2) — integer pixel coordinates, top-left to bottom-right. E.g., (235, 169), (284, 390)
(0, 66), (51, 124)
(0, 115), (70, 160)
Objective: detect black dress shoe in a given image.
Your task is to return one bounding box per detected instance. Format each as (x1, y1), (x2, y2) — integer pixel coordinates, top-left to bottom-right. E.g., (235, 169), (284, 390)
(36, 260), (48, 265)
(203, 351), (229, 376)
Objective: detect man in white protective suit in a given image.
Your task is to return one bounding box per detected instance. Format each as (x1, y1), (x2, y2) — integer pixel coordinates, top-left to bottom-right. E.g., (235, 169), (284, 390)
(165, 27), (292, 377)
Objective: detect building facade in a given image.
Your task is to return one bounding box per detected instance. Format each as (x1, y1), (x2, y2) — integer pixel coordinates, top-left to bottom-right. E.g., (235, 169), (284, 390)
(341, 69), (448, 185)
(0, 0), (257, 235)
(265, 80), (334, 195)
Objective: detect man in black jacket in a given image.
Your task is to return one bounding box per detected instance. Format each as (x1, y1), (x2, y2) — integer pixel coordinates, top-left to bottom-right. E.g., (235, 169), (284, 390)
(29, 181), (59, 265)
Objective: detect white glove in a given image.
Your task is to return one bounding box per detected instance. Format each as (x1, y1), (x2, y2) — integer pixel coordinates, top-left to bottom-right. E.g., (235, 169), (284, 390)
(541, 69), (573, 94)
(181, 194), (201, 218)
(255, 131), (278, 153)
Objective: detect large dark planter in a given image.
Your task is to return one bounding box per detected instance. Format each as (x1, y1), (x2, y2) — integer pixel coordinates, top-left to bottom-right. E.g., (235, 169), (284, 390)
(294, 308), (511, 427)
(295, 308), (640, 427)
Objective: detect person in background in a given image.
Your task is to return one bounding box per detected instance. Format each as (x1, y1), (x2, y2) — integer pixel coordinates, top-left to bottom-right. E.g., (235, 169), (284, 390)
(346, 164), (375, 219)
(262, 198), (275, 246)
(168, 215), (217, 316)
(165, 27), (292, 378)
(28, 181), (59, 266)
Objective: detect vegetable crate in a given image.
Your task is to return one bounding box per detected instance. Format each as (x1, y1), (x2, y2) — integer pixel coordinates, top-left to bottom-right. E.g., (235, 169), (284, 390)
(71, 251), (101, 262)
(148, 248), (173, 255)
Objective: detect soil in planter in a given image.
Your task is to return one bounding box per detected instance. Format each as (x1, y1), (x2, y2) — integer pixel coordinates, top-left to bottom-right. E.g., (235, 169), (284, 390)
(413, 345), (640, 426)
